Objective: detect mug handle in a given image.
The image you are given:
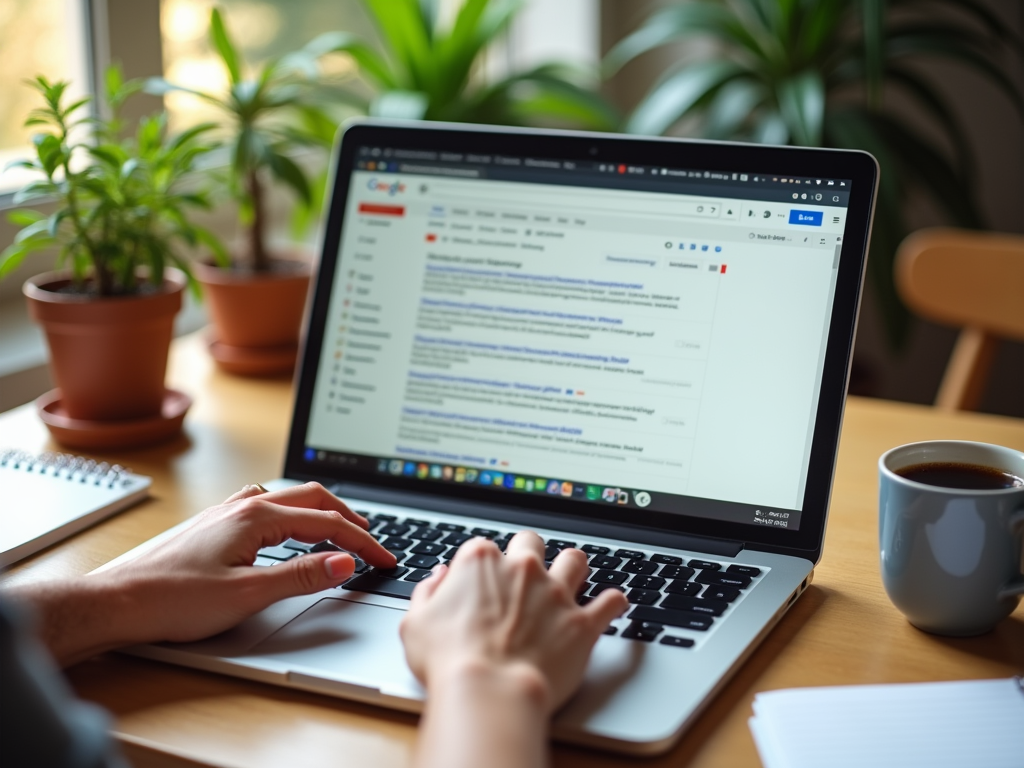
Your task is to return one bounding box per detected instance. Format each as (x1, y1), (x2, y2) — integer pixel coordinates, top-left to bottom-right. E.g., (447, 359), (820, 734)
(996, 508), (1024, 601)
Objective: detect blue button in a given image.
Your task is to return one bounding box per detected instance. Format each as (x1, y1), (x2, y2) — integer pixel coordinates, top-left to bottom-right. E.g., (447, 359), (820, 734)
(789, 209), (822, 226)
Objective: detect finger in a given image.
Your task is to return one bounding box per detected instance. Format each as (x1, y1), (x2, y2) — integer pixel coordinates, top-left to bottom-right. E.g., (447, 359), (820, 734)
(409, 564), (449, 608)
(449, 536), (500, 568)
(245, 501), (395, 568)
(504, 530), (545, 562)
(256, 482), (370, 530)
(251, 551), (355, 606)
(224, 484), (265, 504)
(547, 547), (589, 593)
(582, 587), (629, 634)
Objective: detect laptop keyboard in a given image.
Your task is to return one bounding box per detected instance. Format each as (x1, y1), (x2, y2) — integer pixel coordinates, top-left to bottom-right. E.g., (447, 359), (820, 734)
(256, 512), (766, 649)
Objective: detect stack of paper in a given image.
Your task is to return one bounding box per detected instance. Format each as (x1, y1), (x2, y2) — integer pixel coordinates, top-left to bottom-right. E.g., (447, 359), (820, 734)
(749, 678), (1024, 768)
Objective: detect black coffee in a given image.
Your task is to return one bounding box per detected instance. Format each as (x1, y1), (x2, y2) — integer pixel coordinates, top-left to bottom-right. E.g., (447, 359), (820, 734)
(896, 462), (1024, 490)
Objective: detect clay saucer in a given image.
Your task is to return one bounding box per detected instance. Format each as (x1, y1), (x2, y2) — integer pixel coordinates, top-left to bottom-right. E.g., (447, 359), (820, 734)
(208, 337), (298, 377)
(36, 388), (191, 450)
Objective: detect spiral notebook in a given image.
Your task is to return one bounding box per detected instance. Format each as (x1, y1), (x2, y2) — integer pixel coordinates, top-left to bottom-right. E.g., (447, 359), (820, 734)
(0, 449), (151, 568)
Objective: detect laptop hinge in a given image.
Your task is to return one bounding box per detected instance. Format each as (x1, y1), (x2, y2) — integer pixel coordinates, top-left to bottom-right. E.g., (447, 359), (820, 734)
(325, 482), (744, 558)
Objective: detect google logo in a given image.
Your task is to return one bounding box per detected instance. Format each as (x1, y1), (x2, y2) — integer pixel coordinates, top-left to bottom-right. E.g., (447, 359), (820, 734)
(367, 178), (406, 196)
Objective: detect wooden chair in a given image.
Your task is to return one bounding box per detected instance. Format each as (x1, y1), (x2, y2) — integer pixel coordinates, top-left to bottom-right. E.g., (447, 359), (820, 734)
(895, 228), (1024, 411)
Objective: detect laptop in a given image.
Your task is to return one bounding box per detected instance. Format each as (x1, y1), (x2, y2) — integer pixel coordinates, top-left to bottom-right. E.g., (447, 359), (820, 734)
(118, 119), (877, 755)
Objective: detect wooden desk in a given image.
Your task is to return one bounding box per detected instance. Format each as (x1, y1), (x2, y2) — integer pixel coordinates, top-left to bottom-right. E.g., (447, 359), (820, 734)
(2, 332), (1023, 768)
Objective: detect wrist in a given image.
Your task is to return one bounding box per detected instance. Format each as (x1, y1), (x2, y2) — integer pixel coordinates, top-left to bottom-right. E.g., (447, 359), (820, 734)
(430, 657), (552, 714)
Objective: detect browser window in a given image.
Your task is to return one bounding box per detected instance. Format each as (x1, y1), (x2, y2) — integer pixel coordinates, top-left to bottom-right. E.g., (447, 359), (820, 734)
(304, 152), (851, 532)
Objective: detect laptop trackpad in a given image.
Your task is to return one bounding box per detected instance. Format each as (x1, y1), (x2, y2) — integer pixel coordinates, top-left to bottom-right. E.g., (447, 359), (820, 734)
(247, 596), (423, 697)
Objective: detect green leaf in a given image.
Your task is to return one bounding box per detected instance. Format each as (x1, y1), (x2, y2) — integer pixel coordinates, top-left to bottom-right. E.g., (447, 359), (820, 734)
(266, 150), (312, 206)
(304, 31), (398, 89)
(210, 7), (243, 84)
(626, 61), (743, 135)
(777, 70), (825, 146)
(364, 0), (433, 90)
(703, 78), (764, 139)
(862, 0), (885, 107)
(0, 241), (36, 278)
(603, 3), (733, 77)
(7, 209), (47, 226)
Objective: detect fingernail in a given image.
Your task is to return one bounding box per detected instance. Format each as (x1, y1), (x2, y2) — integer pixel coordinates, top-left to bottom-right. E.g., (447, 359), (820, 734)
(325, 555), (349, 579)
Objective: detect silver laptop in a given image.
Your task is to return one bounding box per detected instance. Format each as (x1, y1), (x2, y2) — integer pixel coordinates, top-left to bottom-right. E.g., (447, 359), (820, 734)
(119, 120), (877, 755)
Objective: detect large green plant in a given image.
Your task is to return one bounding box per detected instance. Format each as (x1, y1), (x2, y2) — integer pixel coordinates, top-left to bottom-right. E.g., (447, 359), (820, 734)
(313, 0), (618, 128)
(0, 68), (218, 296)
(147, 8), (351, 272)
(605, 0), (1024, 348)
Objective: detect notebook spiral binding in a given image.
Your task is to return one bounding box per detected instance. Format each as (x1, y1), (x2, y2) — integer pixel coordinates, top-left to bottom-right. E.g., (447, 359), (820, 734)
(0, 449), (134, 488)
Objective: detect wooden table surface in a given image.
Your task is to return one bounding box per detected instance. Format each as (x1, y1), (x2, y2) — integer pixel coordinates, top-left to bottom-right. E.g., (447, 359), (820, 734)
(2, 332), (1023, 768)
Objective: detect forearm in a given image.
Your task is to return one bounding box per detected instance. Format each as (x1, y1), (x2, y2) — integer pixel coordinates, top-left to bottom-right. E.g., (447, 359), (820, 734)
(415, 663), (551, 768)
(3, 573), (147, 667)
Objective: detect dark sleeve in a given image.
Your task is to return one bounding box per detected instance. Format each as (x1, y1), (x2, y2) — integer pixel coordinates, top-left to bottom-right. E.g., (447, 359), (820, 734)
(0, 597), (129, 768)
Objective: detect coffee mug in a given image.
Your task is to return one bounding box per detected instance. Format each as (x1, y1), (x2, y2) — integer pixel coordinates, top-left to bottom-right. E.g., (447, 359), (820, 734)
(879, 440), (1024, 636)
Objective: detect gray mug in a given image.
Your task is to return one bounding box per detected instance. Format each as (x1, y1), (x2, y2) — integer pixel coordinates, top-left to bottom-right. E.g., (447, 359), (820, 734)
(879, 440), (1024, 636)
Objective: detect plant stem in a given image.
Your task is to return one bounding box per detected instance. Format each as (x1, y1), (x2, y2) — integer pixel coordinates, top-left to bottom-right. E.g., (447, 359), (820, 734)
(247, 168), (268, 272)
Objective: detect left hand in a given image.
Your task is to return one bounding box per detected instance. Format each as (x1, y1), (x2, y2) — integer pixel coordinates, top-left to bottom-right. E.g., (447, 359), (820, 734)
(96, 482), (397, 645)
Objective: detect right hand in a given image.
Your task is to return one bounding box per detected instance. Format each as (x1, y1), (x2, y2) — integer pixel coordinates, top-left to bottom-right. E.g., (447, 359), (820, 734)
(399, 531), (628, 714)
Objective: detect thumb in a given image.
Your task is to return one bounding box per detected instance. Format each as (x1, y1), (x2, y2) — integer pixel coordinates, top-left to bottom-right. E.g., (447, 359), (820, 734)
(253, 552), (355, 604)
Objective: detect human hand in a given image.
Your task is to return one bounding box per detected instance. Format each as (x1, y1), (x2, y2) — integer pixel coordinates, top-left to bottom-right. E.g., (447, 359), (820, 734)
(7, 481), (393, 666)
(400, 531), (628, 715)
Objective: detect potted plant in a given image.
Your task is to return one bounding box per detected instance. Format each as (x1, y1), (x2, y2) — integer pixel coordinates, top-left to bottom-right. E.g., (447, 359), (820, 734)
(147, 8), (347, 377)
(0, 68), (218, 449)
(603, 0), (1024, 351)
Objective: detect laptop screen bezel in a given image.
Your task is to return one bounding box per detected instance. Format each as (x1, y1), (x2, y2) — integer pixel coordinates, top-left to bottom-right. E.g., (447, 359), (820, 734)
(284, 119), (877, 562)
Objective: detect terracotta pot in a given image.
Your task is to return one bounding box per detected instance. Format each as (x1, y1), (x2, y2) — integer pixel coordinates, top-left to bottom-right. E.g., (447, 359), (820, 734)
(194, 252), (312, 376)
(23, 270), (185, 422)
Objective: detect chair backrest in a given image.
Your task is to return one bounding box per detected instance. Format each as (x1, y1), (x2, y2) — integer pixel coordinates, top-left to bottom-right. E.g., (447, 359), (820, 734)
(895, 227), (1024, 411)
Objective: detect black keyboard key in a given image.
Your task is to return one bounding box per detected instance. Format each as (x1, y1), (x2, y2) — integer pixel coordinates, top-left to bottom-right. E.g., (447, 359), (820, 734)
(661, 594), (729, 616)
(621, 620), (662, 641)
(590, 583), (626, 597)
(602, 625), (617, 635)
(380, 536), (414, 551)
(411, 541), (446, 556)
(659, 565), (695, 581)
(727, 564), (761, 577)
(436, 522), (465, 532)
(282, 538), (313, 552)
(702, 586), (741, 602)
(621, 559), (658, 575)
(688, 559), (721, 571)
(494, 535), (513, 552)
(651, 554), (682, 565)
(547, 539), (576, 550)
(615, 549), (645, 560)
(471, 528), (500, 538)
(344, 573), (415, 599)
(410, 527), (443, 541)
(373, 566), (409, 580)
(370, 513), (397, 523)
(591, 569), (629, 585)
(582, 544), (610, 555)
(406, 554), (440, 570)
(660, 636), (695, 648)
(589, 555), (622, 570)
(696, 571), (751, 589)
(665, 579), (702, 596)
(311, 540), (343, 553)
(441, 532), (472, 547)
(629, 605), (714, 631)
(404, 518), (430, 527)
(352, 557), (370, 574)
(259, 545), (298, 561)
(576, 595), (592, 606)
(404, 569), (433, 583)
(544, 546), (562, 561)
(379, 523), (411, 537)
(626, 588), (661, 605)
(629, 575), (665, 591)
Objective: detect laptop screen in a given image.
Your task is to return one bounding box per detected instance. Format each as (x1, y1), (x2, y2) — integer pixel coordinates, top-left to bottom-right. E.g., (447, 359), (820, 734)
(297, 134), (858, 537)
